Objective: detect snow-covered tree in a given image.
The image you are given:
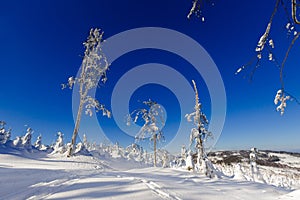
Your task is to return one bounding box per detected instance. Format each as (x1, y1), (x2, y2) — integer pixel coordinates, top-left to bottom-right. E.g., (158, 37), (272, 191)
(34, 135), (42, 149)
(74, 142), (90, 155)
(13, 136), (22, 147)
(185, 80), (215, 177)
(174, 145), (187, 168)
(143, 150), (149, 164)
(186, 150), (194, 171)
(34, 134), (49, 151)
(125, 143), (142, 161)
(82, 133), (88, 148)
(0, 121), (11, 144)
(111, 142), (122, 158)
(62, 28), (111, 157)
(161, 150), (169, 168)
(233, 163), (247, 181)
(249, 148), (264, 182)
(52, 132), (65, 154)
(127, 100), (165, 167)
(21, 127), (33, 150)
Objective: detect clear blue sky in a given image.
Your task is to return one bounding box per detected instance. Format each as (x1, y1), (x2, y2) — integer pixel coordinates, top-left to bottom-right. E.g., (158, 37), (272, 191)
(0, 0), (299, 152)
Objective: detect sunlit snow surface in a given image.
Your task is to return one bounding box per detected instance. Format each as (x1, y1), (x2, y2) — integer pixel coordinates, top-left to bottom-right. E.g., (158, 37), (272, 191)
(0, 150), (299, 200)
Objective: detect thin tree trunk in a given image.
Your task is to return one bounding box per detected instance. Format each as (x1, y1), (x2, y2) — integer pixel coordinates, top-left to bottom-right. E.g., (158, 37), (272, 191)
(67, 99), (84, 157)
(153, 133), (157, 167)
(198, 127), (204, 159)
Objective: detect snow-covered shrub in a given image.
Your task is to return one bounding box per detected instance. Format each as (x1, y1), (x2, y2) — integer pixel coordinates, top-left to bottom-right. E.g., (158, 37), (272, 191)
(52, 132), (65, 154)
(34, 135), (42, 149)
(73, 142), (90, 156)
(82, 134), (89, 149)
(232, 163), (246, 180)
(13, 136), (22, 147)
(111, 142), (123, 158)
(34, 135), (50, 151)
(0, 121), (11, 144)
(249, 148), (264, 183)
(161, 150), (169, 168)
(186, 150), (194, 170)
(21, 128), (33, 150)
(143, 150), (150, 164)
(125, 143), (143, 162)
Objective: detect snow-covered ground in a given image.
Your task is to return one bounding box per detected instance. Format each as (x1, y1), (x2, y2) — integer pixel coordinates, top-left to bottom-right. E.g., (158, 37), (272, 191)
(1, 149), (299, 200)
(208, 150), (300, 190)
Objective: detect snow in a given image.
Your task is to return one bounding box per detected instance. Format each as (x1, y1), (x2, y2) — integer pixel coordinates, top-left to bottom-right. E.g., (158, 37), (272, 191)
(278, 190), (300, 200)
(1, 149), (299, 200)
(274, 90), (290, 115)
(268, 152), (300, 169)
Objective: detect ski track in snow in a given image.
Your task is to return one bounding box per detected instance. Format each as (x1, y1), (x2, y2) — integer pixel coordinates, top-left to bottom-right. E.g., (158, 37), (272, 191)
(1, 170), (78, 200)
(0, 152), (299, 200)
(27, 177), (81, 200)
(114, 174), (182, 200)
(141, 179), (182, 200)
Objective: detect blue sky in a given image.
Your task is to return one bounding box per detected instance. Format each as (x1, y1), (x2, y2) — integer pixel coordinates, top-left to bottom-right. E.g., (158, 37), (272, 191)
(0, 0), (299, 152)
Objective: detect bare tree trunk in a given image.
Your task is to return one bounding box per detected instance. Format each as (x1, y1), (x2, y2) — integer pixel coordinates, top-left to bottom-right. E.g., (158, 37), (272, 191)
(67, 99), (84, 157)
(153, 133), (157, 167)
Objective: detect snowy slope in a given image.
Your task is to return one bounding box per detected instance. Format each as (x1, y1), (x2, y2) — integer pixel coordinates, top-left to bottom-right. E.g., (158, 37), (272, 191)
(207, 150), (300, 189)
(1, 150), (299, 200)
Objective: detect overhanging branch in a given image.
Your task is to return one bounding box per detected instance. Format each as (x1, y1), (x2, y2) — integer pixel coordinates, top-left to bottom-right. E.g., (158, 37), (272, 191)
(292, 0), (300, 24)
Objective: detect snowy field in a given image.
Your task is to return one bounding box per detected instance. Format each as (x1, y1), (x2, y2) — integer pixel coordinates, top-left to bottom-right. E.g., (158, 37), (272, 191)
(1, 149), (299, 200)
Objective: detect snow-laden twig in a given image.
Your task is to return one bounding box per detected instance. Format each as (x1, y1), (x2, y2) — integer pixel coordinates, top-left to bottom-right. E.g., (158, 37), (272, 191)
(274, 89), (290, 115)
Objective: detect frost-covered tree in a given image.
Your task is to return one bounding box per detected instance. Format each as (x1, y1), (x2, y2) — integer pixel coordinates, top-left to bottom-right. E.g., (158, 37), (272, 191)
(52, 131), (65, 154)
(249, 148), (264, 182)
(13, 136), (22, 147)
(127, 99), (165, 167)
(174, 145), (187, 167)
(0, 121), (11, 144)
(34, 135), (42, 149)
(74, 142), (90, 155)
(21, 127), (33, 150)
(181, 145), (187, 160)
(62, 28), (111, 157)
(111, 142), (123, 158)
(34, 134), (49, 151)
(185, 80), (215, 177)
(186, 150), (194, 170)
(126, 143), (142, 161)
(143, 150), (149, 164)
(161, 150), (169, 168)
(82, 133), (88, 148)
